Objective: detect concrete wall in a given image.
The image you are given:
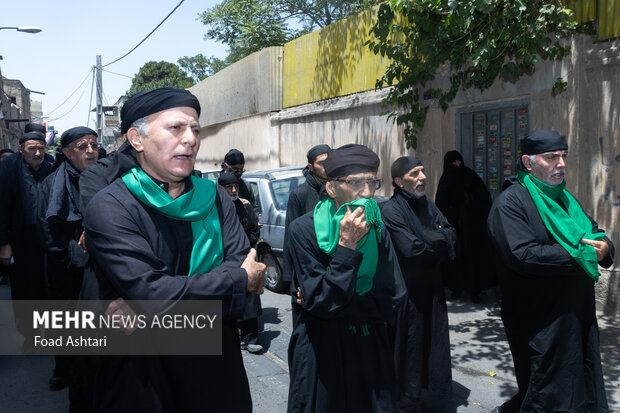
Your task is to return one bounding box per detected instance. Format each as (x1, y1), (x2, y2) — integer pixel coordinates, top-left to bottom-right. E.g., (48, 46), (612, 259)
(195, 112), (281, 172)
(189, 47), (283, 127)
(195, 34), (619, 313)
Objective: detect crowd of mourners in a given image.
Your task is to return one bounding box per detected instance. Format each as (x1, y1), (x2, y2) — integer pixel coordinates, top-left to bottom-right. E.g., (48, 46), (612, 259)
(0, 87), (613, 413)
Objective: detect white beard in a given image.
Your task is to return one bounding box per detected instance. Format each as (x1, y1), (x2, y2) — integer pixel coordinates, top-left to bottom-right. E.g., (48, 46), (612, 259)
(230, 194), (239, 201)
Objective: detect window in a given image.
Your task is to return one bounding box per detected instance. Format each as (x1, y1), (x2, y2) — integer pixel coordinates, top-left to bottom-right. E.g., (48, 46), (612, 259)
(269, 177), (305, 211)
(248, 182), (262, 215)
(458, 101), (530, 198)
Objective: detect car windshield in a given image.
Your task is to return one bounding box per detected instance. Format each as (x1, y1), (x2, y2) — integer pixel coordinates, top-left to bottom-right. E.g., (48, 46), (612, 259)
(269, 176), (306, 211)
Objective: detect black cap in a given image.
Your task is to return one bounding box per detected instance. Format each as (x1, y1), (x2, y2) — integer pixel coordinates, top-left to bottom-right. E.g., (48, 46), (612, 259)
(521, 130), (568, 155)
(19, 132), (46, 145)
(306, 144), (331, 163)
(121, 87), (201, 134)
(218, 171), (239, 186)
(60, 126), (98, 148)
(224, 149), (245, 165)
(323, 144), (380, 180)
(391, 156), (423, 180)
(24, 123), (46, 134)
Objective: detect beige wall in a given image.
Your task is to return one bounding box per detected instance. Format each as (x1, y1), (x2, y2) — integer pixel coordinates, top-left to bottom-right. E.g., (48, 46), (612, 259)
(196, 112), (281, 172)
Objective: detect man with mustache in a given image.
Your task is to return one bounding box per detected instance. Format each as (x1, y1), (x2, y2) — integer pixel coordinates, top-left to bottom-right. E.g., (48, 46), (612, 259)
(83, 88), (265, 412)
(488, 130), (614, 412)
(0, 132), (54, 350)
(37, 127), (99, 390)
(381, 156), (456, 412)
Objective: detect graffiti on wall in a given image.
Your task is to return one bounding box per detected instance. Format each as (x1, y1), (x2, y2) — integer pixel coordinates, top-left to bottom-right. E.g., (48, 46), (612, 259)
(599, 137), (620, 211)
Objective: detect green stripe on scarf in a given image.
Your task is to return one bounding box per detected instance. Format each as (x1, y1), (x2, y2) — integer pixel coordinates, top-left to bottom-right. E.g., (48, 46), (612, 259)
(313, 197), (383, 296)
(517, 170), (605, 281)
(122, 167), (223, 276)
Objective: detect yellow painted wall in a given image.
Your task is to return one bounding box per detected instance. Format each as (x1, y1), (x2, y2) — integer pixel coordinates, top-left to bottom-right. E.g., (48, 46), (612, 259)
(598, 0), (620, 39)
(567, 0), (620, 39)
(283, 7), (391, 108)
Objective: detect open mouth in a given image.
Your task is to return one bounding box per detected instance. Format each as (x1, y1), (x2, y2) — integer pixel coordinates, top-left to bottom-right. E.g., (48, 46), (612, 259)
(173, 155), (193, 160)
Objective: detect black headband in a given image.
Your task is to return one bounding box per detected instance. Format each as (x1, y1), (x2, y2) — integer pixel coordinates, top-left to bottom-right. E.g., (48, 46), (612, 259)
(24, 123), (46, 134)
(224, 149), (245, 165)
(306, 144), (331, 163)
(19, 132), (46, 145)
(218, 171), (239, 186)
(323, 144), (380, 180)
(60, 126), (97, 148)
(121, 87), (201, 134)
(391, 156), (423, 179)
(521, 130), (568, 155)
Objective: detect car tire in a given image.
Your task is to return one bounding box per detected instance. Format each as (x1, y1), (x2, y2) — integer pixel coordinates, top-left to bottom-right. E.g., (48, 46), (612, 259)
(259, 249), (284, 292)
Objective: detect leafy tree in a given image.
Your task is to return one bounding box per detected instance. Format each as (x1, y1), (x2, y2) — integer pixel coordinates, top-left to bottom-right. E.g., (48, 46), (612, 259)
(199, 0), (379, 65)
(177, 54), (230, 82)
(368, 0), (580, 149)
(128, 61), (194, 96)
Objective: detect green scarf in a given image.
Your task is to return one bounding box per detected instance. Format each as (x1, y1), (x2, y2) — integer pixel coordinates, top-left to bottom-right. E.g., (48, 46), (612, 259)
(313, 197), (383, 296)
(121, 167), (223, 276)
(517, 170), (605, 281)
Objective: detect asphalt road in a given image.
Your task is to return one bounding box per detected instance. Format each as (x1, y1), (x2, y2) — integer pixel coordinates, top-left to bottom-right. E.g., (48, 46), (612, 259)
(1, 284), (618, 412)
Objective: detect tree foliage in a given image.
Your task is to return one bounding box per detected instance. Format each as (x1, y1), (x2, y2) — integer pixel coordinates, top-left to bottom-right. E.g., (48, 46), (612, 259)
(128, 61), (194, 96)
(368, 0), (579, 149)
(177, 54), (229, 83)
(199, 0), (379, 64)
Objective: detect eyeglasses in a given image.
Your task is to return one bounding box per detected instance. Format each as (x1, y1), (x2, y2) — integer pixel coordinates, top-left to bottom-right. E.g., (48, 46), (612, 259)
(230, 167), (245, 174)
(335, 177), (382, 191)
(72, 142), (98, 152)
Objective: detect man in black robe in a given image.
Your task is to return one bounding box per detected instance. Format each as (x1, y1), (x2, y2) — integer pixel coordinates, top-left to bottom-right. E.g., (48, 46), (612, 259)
(37, 127), (99, 389)
(219, 171), (263, 353)
(382, 156), (455, 412)
(286, 143), (407, 413)
(487, 130), (614, 413)
(283, 144), (330, 284)
(222, 148), (256, 207)
(435, 150), (496, 301)
(0, 149), (14, 285)
(83, 88), (266, 412)
(0, 132), (53, 348)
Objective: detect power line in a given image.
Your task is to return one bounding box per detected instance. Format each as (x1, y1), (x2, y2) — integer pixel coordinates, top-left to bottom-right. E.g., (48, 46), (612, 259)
(102, 0), (186, 68)
(102, 69), (133, 79)
(47, 67), (94, 116)
(48, 70), (93, 123)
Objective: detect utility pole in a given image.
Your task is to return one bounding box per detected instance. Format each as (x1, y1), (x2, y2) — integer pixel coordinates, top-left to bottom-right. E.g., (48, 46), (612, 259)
(95, 55), (103, 143)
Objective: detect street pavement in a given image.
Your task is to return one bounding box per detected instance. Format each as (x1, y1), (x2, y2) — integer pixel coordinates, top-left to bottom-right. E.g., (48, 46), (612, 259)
(0, 282), (618, 412)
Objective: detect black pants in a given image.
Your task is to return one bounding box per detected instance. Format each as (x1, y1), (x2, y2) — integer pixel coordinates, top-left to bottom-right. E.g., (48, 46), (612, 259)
(239, 318), (259, 345)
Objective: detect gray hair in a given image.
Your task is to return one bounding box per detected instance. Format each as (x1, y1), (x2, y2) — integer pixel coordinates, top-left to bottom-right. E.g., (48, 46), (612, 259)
(130, 116), (149, 136)
(528, 154), (537, 164)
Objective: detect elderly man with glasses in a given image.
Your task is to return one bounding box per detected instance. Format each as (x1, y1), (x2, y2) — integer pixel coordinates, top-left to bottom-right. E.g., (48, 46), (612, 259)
(37, 127), (99, 390)
(381, 156), (456, 412)
(0, 131), (54, 352)
(286, 143), (407, 413)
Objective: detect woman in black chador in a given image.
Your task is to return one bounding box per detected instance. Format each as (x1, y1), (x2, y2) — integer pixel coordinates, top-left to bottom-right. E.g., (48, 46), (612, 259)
(435, 150), (496, 301)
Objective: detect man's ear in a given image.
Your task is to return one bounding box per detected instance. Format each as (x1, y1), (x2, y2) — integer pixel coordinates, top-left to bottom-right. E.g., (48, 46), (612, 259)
(61, 147), (71, 158)
(394, 177), (403, 188)
(325, 180), (336, 199)
(307, 162), (313, 173)
(521, 155), (532, 171)
(126, 127), (144, 152)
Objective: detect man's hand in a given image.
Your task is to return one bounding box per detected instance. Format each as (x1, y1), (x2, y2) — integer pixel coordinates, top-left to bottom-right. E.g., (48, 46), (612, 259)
(78, 232), (87, 254)
(295, 291), (306, 308)
(0, 244), (12, 265)
(105, 298), (139, 336)
(338, 206), (370, 250)
(581, 238), (610, 262)
(242, 248), (266, 294)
